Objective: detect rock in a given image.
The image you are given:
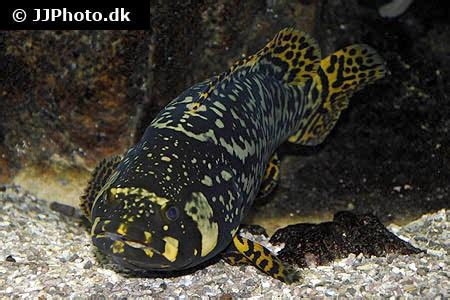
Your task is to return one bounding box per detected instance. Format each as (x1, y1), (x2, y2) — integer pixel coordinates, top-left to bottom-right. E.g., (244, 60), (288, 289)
(49, 202), (76, 217)
(5, 255), (16, 262)
(83, 260), (93, 269)
(270, 211), (422, 267)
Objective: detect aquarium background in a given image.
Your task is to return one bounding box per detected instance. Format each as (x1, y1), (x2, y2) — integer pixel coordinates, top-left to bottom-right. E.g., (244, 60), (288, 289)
(0, 0), (448, 231)
(0, 1), (449, 298)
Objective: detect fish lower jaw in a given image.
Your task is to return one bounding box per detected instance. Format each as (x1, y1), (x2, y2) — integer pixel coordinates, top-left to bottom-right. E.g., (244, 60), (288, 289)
(92, 232), (192, 271)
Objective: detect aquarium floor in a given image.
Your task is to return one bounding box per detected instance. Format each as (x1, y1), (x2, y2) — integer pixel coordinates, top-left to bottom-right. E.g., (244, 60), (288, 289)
(0, 186), (448, 298)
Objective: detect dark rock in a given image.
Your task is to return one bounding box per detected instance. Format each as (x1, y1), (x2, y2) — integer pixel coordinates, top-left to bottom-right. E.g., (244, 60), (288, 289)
(68, 254), (79, 262)
(270, 211), (422, 267)
(159, 282), (167, 290)
(83, 260), (93, 269)
(5, 255), (16, 262)
(50, 201), (76, 217)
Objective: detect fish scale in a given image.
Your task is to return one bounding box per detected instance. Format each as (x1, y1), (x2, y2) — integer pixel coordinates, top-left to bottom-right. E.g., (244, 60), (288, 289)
(81, 28), (386, 283)
(149, 70), (304, 205)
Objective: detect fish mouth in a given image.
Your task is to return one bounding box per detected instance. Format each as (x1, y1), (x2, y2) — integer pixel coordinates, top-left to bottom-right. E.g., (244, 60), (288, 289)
(104, 231), (158, 252)
(92, 231), (192, 271)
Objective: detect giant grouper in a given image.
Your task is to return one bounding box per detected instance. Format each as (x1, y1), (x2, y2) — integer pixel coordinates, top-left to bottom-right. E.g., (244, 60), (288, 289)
(81, 28), (386, 283)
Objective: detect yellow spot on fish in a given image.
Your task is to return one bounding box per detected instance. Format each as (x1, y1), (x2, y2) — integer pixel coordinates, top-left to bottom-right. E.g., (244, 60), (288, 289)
(112, 240), (125, 254)
(215, 119), (224, 128)
(144, 248), (154, 257)
(213, 101), (226, 111)
(221, 170), (232, 181)
(161, 156), (171, 162)
(110, 187), (169, 208)
(201, 175), (213, 187)
(101, 220), (111, 232)
(184, 192), (218, 257)
(194, 249), (198, 256)
(144, 231), (152, 243)
(162, 236), (179, 262)
(117, 223), (128, 236)
(163, 225), (169, 231)
(187, 102), (206, 113)
(219, 195), (225, 205)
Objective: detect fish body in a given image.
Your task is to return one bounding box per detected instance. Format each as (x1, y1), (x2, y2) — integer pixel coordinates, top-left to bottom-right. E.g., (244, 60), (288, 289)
(81, 28), (386, 283)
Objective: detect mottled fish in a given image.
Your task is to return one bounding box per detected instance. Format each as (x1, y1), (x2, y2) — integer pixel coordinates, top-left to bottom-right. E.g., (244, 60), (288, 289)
(81, 28), (386, 283)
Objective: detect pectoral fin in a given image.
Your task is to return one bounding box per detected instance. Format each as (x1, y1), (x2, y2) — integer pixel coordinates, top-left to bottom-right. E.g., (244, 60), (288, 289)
(80, 155), (121, 221)
(222, 234), (300, 284)
(256, 153), (280, 199)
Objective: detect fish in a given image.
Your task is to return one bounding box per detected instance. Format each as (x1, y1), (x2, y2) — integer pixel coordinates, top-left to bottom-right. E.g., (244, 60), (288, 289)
(80, 28), (386, 283)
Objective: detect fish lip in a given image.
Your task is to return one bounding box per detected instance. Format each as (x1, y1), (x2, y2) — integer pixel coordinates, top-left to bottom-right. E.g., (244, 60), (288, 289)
(93, 231), (194, 270)
(98, 231), (162, 255)
(104, 231), (148, 245)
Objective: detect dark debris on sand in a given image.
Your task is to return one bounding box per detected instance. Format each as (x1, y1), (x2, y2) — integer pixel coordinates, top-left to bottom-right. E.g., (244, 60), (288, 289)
(270, 211), (422, 267)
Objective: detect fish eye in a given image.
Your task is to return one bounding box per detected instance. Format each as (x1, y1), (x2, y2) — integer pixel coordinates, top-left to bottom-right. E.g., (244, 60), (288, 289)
(165, 206), (179, 221)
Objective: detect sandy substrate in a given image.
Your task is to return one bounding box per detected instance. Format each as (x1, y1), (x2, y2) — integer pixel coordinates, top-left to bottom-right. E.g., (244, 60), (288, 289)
(0, 185), (448, 298)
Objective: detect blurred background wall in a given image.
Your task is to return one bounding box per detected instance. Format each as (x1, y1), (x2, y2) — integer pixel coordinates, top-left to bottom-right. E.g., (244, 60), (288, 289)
(0, 0), (447, 228)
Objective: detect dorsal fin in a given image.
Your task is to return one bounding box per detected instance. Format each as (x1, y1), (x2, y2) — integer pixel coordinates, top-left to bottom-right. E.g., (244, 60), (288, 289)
(199, 73), (228, 100)
(200, 28), (321, 99)
(289, 44), (387, 145)
(232, 28), (321, 86)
